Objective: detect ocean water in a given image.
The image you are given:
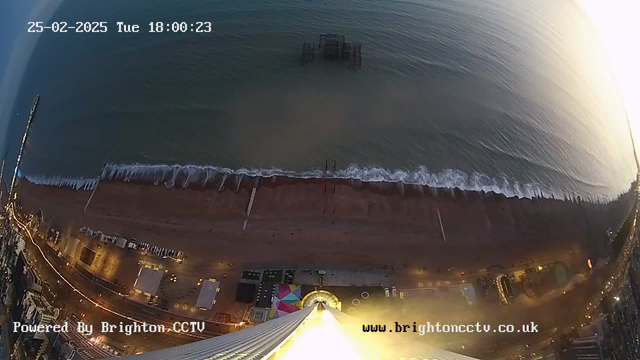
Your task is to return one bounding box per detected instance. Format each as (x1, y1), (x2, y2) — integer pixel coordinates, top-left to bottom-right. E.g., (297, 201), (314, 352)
(5, 0), (637, 201)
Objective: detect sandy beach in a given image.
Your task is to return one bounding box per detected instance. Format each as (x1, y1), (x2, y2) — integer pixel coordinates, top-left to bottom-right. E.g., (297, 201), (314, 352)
(14, 175), (635, 274)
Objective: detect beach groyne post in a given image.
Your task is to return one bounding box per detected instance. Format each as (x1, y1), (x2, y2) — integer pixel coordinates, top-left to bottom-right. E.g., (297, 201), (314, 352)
(333, 161), (337, 194)
(437, 207), (447, 243)
(243, 178), (260, 230)
(84, 178), (100, 214)
(236, 174), (244, 192)
(84, 161), (107, 214)
(324, 160), (328, 194)
(218, 174), (228, 192)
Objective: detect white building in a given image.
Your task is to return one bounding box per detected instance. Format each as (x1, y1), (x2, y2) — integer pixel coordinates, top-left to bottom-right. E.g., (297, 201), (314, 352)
(195, 279), (220, 310)
(22, 291), (60, 340)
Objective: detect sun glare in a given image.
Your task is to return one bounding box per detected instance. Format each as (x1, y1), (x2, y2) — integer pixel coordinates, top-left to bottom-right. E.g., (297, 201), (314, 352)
(580, 0), (640, 153)
(275, 309), (364, 360)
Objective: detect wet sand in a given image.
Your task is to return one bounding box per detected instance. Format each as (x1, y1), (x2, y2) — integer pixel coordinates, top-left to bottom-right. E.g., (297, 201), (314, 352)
(14, 176), (635, 273)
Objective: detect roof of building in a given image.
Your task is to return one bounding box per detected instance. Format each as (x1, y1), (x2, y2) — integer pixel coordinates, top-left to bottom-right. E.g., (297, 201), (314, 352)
(133, 267), (163, 295)
(25, 291), (47, 309)
(195, 280), (220, 309)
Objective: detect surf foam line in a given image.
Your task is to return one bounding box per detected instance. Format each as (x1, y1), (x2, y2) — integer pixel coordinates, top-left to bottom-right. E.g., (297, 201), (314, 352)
(24, 174), (98, 191)
(24, 163), (620, 203)
(103, 163), (616, 203)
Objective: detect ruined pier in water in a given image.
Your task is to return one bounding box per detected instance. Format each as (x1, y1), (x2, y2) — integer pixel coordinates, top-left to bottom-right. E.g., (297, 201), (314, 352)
(300, 33), (362, 70)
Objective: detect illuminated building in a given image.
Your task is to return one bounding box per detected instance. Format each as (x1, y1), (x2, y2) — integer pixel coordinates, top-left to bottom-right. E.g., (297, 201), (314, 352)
(570, 336), (606, 360)
(603, 244), (640, 359)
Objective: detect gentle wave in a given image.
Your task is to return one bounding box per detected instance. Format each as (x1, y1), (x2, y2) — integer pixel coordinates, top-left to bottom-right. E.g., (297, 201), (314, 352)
(19, 162), (618, 203)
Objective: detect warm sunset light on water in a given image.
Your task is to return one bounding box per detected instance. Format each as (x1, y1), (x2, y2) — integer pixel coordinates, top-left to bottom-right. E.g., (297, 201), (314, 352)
(580, 0), (640, 153)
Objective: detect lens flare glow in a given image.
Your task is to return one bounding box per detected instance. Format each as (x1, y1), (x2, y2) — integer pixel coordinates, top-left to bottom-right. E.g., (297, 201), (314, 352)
(580, 0), (640, 154)
(275, 309), (363, 360)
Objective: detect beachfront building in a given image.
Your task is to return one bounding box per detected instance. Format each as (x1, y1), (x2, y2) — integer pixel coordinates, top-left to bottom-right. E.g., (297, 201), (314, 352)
(570, 336), (606, 360)
(195, 279), (220, 310)
(120, 301), (479, 360)
(21, 291), (60, 341)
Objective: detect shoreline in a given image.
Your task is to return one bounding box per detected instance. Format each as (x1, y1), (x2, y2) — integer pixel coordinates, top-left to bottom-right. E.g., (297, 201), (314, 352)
(21, 162), (631, 203)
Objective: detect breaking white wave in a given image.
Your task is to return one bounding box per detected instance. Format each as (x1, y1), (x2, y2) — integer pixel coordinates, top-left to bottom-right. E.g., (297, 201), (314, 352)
(24, 174), (98, 191)
(100, 163), (616, 203)
(22, 162), (621, 203)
